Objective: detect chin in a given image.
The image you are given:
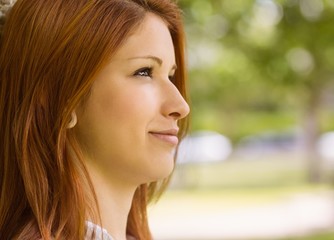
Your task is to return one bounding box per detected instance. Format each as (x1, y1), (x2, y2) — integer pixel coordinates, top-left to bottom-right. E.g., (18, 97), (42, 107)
(149, 161), (174, 182)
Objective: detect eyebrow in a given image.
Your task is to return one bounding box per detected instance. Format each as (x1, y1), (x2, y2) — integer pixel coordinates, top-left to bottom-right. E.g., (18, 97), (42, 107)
(127, 55), (177, 70)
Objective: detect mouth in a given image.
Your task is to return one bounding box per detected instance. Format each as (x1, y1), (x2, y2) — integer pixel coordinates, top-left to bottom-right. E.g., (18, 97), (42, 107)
(149, 128), (179, 145)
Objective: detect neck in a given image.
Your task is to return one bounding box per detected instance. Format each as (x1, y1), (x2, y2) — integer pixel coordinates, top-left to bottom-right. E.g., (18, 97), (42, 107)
(87, 162), (137, 240)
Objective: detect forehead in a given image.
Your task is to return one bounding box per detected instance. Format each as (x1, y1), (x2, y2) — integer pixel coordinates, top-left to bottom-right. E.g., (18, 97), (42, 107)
(111, 13), (175, 61)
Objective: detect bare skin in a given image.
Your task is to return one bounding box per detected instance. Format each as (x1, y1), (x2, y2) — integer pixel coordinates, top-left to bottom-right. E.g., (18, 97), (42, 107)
(76, 13), (189, 240)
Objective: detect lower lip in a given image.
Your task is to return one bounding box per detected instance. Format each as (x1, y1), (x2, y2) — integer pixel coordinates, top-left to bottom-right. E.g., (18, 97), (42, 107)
(149, 133), (179, 145)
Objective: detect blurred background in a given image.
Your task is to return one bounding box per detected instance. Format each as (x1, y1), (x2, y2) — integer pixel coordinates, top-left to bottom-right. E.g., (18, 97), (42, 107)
(149, 0), (334, 239)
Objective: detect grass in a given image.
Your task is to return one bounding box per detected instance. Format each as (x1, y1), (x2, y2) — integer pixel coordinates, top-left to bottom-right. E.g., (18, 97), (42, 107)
(149, 186), (334, 240)
(172, 151), (334, 189)
(149, 156), (334, 240)
(171, 155), (313, 189)
(152, 183), (333, 214)
(282, 231), (334, 240)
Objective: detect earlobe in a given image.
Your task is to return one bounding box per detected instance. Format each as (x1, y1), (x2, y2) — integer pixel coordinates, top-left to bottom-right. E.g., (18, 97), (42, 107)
(67, 111), (77, 129)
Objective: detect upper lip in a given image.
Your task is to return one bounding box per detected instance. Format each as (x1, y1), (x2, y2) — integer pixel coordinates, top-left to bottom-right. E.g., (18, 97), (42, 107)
(149, 128), (179, 136)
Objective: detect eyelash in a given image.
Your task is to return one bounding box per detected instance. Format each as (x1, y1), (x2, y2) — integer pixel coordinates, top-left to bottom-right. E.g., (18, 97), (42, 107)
(133, 67), (176, 83)
(134, 67), (153, 78)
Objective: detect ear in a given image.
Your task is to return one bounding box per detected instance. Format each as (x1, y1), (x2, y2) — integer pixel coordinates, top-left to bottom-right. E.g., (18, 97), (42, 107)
(67, 111), (77, 129)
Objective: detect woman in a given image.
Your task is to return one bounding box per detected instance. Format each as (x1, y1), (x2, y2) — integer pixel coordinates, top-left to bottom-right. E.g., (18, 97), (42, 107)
(0, 0), (190, 239)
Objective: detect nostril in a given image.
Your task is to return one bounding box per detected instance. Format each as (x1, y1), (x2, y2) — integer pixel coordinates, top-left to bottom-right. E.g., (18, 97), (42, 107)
(169, 111), (181, 119)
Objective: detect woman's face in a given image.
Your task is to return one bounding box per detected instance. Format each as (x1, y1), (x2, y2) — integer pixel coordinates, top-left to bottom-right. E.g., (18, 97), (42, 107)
(75, 13), (189, 186)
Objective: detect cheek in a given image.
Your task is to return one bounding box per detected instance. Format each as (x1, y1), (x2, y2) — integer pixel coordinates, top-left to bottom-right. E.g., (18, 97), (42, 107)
(77, 83), (174, 183)
(99, 84), (159, 122)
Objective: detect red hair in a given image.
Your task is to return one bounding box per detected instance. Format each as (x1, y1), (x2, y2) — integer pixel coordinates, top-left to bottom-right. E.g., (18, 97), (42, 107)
(0, 0), (188, 239)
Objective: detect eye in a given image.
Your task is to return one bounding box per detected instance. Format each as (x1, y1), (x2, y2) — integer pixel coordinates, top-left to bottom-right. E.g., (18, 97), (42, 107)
(134, 67), (153, 78)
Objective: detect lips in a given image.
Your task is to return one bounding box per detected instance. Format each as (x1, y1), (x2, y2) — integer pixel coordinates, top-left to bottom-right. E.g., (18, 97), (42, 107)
(149, 128), (179, 145)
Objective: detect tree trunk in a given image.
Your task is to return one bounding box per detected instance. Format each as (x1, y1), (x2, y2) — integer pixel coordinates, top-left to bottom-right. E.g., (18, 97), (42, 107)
(303, 91), (322, 183)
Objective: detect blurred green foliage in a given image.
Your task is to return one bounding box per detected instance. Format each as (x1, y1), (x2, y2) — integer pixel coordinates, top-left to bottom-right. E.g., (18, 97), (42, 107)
(179, 0), (334, 142)
(283, 231), (334, 240)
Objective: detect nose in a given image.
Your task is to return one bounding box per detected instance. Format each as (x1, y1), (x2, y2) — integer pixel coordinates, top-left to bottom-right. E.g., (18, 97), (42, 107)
(162, 81), (190, 121)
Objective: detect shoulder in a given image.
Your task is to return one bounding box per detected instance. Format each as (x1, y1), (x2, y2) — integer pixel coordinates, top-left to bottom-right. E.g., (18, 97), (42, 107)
(85, 221), (114, 240)
(85, 221), (137, 240)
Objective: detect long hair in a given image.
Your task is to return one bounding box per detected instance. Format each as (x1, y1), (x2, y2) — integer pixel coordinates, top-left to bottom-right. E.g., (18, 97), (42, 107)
(0, 0), (188, 239)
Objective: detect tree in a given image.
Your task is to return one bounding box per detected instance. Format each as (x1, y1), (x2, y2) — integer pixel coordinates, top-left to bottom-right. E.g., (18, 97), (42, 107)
(179, 0), (334, 182)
